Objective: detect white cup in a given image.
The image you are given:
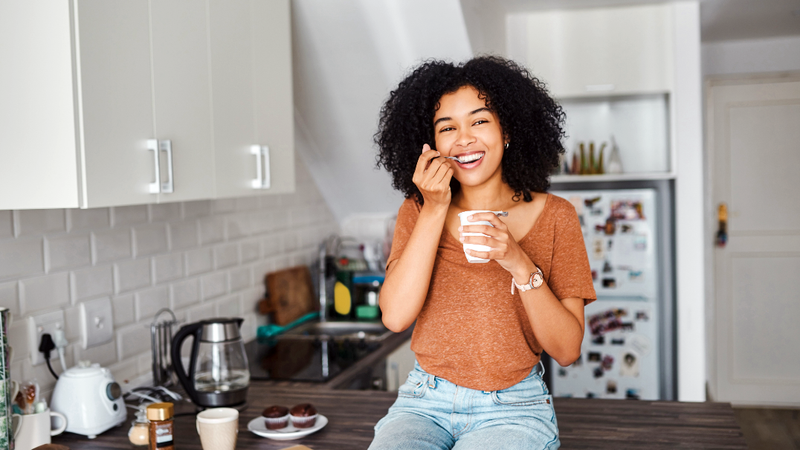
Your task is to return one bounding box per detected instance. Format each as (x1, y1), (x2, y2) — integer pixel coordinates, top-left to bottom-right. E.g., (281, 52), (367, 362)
(196, 407), (238, 450)
(458, 210), (498, 263)
(12, 408), (67, 450)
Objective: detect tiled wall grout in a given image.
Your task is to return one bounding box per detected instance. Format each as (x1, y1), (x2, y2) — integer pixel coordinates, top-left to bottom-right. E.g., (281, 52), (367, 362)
(0, 159), (339, 396)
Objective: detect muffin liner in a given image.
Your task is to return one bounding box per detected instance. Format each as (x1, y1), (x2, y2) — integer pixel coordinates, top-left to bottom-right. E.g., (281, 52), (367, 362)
(289, 413), (318, 429)
(263, 413), (290, 430)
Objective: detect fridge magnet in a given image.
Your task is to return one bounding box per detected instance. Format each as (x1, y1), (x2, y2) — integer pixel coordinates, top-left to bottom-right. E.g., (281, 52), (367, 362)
(592, 238), (605, 260)
(601, 354), (614, 371)
(625, 388), (641, 400)
(604, 218), (617, 235)
(610, 200), (645, 220)
(629, 334), (652, 357)
(635, 310), (649, 321)
(602, 278), (616, 288)
(591, 270), (598, 281)
(558, 368), (567, 377)
(634, 234), (647, 250)
(591, 335), (605, 345)
(629, 270), (643, 282)
(620, 224), (634, 234)
(592, 367), (604, 379)
(611, 338), (625, 345)
(589, 309), (629, 336)
(602, 260), (613, 273)
(572, 354), (583, 367)
(606, 380), (617, 394)
(588, 352), (602, 362)
(620, 352), (640, 377)
(584, 196), (601, 212)
(586, 392), (597, 398)
(607, 239), (614, 250)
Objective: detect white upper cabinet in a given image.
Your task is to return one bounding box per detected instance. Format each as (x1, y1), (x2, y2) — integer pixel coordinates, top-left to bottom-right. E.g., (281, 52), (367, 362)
(0, 0), (293, 210)
(210, 0), (294, 199)
(508, 4), (674, 98)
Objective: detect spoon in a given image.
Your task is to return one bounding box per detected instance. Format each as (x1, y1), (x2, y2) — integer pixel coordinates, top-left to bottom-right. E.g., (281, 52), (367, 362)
(431, 156), (460, 161)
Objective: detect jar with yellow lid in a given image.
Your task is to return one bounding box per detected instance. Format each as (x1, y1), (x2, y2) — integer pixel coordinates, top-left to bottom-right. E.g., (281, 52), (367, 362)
(147, 402), (174, 450)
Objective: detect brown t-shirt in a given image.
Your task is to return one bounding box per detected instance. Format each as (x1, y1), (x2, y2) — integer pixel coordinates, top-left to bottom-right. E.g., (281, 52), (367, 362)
(387, 193), (596, 391)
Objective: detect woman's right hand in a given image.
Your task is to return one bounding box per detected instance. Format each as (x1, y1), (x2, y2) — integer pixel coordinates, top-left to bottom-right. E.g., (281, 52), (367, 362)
(412, 144), (454, 208)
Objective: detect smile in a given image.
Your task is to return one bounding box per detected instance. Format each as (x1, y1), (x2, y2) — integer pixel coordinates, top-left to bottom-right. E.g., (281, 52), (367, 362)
(453, 152), (485, 166)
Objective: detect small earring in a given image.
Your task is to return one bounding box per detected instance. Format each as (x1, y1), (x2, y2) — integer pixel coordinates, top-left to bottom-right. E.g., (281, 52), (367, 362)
(504, 142), (509, 150)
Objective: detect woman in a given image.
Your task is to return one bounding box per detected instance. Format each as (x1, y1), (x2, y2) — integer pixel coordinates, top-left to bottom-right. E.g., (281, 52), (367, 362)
(370, 57), (596, 450)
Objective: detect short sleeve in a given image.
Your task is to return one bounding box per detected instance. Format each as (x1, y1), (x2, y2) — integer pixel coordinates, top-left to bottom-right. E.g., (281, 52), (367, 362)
(548, 203), (597, 305)
(386, 199), (421, 269)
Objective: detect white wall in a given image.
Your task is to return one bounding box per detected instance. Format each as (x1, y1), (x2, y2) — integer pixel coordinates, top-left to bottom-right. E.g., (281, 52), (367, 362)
(0, 155), (337, 397)
(703, 35), (800, 77)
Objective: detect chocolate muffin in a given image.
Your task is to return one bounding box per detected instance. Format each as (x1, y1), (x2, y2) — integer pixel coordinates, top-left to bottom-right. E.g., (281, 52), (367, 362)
(262, 405), (290, 430)
(289, 403), (318, 428)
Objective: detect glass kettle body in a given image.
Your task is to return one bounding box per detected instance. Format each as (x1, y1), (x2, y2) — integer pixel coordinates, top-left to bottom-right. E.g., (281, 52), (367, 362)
(171, 318), (250, 407)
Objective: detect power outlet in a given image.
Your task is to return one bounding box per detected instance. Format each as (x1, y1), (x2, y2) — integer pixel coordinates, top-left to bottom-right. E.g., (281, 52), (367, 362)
(28, 310), (65, 366)
(80, 297), (113, 349)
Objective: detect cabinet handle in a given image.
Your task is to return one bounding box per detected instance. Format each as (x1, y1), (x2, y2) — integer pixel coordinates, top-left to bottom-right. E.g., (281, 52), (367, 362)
(147, 139), (161, 194)
(160, 140), (174, 193)
(250, 145), (271, 189)
(251, 145), (263, 189)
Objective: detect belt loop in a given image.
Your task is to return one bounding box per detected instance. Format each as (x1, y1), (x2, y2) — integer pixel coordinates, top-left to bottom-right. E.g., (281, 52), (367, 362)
(539, 360), (546, 377)
(428, 375), (436, 389)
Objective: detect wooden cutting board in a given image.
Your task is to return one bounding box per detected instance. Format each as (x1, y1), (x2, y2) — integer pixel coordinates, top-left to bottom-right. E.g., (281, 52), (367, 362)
(262, 266), (316, 326)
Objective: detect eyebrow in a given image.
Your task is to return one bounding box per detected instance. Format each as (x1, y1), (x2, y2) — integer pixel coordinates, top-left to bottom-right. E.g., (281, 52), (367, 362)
(433, 107), (492, 127)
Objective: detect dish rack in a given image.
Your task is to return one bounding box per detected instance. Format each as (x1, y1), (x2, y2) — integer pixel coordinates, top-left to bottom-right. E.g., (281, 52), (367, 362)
(151, 309), (178, 386)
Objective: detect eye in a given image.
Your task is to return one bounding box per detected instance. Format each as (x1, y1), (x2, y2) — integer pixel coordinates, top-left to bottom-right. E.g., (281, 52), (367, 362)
(473, 119), (488, 126)
(439, 126), (455, 133)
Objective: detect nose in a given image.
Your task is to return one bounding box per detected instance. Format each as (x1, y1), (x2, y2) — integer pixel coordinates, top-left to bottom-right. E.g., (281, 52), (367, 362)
(456, 129), (476, 148)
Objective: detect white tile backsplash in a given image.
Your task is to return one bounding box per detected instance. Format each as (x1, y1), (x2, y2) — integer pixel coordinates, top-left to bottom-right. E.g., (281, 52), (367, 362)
(92, 228), (132, 263)
(46, 234), (91, 272)
(15, 210), (66, 236)
(0, 157), (338, 392)
(70, 265), (114, 301)
(19, 272), (70, 314)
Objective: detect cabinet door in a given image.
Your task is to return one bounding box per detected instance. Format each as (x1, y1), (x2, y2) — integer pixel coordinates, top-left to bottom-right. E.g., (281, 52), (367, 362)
(514, 4), (673, 98)
(76, 0), (158, 208)
(252, 0), (295, 194)
(150, 0), (215, 203)
(0, 1), (80, 209)
(208, 0), (259, 199)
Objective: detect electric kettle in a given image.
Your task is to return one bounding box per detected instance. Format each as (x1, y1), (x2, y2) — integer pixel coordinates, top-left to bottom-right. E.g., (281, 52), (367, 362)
(171, 318), (250, 407)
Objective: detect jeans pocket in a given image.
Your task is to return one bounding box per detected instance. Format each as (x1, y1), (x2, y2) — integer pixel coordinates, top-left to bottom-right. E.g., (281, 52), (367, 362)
(397, 371), (428, 399)
(491, 375), (551, 406)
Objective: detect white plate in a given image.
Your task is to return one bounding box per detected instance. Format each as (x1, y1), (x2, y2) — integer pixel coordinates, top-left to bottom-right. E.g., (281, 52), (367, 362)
(247, 414), (328, 441)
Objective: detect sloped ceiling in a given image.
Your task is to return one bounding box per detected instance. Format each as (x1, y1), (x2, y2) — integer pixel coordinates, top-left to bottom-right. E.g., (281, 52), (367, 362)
(291, 0), (473, 223)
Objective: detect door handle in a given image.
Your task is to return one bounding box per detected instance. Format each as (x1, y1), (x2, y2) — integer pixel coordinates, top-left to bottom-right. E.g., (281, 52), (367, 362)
(716, 203), (727, 248)
(250, 145), (271, 189)
(147, 139), (161, 194)
(160, 140), (174, 194)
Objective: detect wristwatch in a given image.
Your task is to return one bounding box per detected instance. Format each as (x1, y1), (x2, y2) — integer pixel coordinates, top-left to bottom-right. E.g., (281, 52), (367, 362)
(511, 267), (544, 294)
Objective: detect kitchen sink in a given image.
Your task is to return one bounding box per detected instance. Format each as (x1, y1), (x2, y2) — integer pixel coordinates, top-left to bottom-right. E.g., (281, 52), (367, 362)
(278, 321), (393, 342)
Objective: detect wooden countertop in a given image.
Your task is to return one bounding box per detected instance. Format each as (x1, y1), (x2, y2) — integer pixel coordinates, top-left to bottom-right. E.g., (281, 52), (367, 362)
(54, 385), (746, 449)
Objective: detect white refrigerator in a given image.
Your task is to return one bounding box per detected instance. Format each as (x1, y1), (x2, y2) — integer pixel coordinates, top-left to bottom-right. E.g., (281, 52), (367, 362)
(549, 189), (663, 400)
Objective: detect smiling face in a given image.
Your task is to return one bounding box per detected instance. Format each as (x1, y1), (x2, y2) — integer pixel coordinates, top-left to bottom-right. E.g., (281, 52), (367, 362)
(433, 85), (506, 189)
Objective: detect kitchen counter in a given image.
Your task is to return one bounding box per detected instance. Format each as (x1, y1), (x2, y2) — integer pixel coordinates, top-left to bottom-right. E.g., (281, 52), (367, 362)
(54, 385), (746, 449)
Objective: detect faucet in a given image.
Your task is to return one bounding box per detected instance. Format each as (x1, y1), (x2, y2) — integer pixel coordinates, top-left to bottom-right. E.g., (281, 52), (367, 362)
(318, 235), (341, 322)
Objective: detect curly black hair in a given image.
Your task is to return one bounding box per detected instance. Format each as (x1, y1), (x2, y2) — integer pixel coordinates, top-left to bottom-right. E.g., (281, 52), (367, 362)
(375, 56), (566, 204)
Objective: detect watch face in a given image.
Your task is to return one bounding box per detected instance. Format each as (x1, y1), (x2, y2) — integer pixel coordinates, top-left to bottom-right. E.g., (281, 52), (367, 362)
(532, 273), (544, 288)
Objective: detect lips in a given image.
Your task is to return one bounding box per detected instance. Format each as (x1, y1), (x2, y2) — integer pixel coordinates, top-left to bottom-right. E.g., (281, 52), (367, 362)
(452, 151), (485, 168)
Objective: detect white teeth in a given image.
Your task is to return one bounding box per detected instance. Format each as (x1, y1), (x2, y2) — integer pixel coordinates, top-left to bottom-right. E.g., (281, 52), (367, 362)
(457, 153), (484, 164)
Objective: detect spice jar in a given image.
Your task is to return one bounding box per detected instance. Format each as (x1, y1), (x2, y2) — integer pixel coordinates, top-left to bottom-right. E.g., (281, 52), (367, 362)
(128, 409), (150, 446)
(147, 402), (175, 450)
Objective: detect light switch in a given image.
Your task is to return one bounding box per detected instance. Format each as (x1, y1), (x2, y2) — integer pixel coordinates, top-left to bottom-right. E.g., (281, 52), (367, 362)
(80, 297), (113, 349)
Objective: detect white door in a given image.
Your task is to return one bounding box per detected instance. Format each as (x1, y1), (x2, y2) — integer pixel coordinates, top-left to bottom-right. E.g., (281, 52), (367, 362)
(76, 0), (157, 208)
(208, 0), (259, 199)
(708, 76), (800, 407)
(150, 0), (215, 203)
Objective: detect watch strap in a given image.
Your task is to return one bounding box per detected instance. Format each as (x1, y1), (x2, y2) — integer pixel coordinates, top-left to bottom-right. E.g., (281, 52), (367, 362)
(511, 267), (544, 294)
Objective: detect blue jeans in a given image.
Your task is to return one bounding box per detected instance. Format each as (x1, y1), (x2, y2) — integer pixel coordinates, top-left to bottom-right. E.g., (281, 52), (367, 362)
(369, 361), (559, 450)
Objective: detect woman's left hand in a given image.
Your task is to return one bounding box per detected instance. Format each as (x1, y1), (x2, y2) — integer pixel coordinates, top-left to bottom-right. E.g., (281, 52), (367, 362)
(459, 212), (533, 276)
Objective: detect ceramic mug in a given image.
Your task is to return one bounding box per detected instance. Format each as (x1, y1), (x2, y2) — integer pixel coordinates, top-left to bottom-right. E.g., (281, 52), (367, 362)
(458, 210), (497, 263)
(12, 408), (67, 450)
(196, 407), (238, 450)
